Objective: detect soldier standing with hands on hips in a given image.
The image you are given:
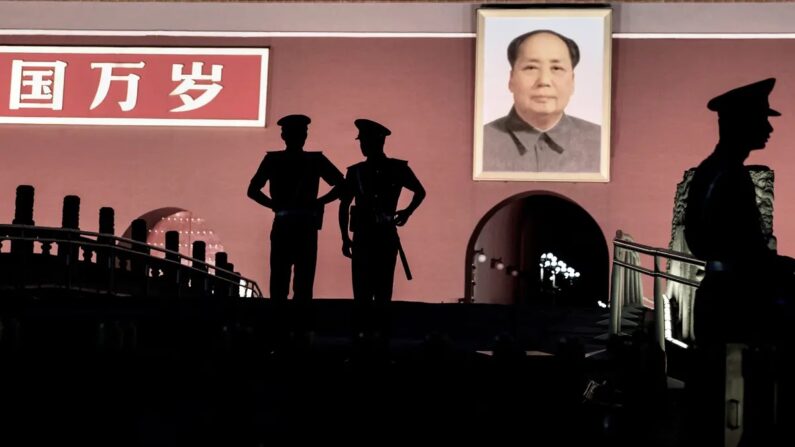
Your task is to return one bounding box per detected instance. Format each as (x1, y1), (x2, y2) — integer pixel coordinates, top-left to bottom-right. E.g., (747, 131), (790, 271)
(248, 114), (345, 345)
(339, 119), (426, 343)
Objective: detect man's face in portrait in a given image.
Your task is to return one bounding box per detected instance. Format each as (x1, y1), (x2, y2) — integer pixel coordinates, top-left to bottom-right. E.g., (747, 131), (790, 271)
(509, 32), (575, 127)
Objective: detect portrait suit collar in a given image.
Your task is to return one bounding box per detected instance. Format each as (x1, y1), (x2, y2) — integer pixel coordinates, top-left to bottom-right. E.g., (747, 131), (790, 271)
(505, 107), (574, 156)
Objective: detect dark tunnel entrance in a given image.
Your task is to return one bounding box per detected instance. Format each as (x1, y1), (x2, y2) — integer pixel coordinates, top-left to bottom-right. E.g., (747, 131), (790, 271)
(465, 192), (609, 309)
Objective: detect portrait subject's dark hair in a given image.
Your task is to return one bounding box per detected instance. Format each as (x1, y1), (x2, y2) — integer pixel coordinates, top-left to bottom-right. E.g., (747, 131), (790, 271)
(507, 29), (581, 69)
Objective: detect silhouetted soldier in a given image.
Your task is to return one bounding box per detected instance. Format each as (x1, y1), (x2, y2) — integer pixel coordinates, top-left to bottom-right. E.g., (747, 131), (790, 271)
(684, 78), (795, 445)
(248, 114), (344, 337)
(685, 78), (795, 343)
(339, 119), (426, 340)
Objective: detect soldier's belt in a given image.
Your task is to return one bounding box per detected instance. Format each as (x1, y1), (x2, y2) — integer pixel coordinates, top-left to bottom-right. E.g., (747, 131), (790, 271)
(275, 209), (318, 217)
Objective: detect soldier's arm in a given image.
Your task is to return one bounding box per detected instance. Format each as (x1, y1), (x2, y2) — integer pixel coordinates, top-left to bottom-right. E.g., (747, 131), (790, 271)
(338, 175), (354, 258)
(317, 154), (346, 206)
(394, 165), (426, 226)
(247, 155), (276, 210)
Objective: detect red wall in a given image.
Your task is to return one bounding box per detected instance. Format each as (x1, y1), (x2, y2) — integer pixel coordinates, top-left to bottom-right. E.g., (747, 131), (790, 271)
(3, 36), (795, 302)
(470, 198), (523, 305)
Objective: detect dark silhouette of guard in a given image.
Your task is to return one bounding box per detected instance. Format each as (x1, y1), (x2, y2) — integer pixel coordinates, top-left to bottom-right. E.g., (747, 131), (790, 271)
(338, 119), (426, 339)
(248, 114), (344, 336)
(684, 78), (795, 445)
(685, 78), (795, 344)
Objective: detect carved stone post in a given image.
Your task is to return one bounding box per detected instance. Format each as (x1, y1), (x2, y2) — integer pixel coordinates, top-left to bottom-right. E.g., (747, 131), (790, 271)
(60, 195), (83, 264)
(97, 207), (115, 266)
(191, 240), (208, 294)
(11, 185), (34, 256)
(129, 218), (149, 278)
(214, 251), (229, 296)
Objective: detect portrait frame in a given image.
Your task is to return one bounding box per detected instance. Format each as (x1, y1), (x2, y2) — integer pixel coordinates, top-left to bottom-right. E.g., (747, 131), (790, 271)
(473, 7), (612, 182)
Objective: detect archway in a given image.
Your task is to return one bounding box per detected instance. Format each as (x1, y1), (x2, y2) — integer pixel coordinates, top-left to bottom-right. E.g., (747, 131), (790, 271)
(122, 208), (226, 265)
(465, 192), (608, 308)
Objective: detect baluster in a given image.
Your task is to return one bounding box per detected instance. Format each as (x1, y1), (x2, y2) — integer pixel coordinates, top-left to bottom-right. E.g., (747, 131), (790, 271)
(59, 195), (81, 289)
(13, 185), (34, 225)
(130, 218), (149, 276)
(164, 231), (180, 296)
(41, 240), (52, 256)
(192, 241), (208, 294)
(9, 186), (35, 290)
(60, 194), (80, 261)
(225, 263), (236, 297)
(97, 207), (115, 267)
(214, 251), (228, 296)
(165, 230), (179, 263)
(11, 185), (35, 256)
(62, 195), (80, 230)
(98, 207), (116, 293)
(192, 241), (207, 271)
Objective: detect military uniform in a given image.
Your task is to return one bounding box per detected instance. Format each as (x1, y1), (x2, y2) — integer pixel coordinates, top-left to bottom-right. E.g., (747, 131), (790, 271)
(683, 79), (795, 445)
(346, 156), (418, 303)
(249, 115), (344, 303)
(340, 119), (425, 336)
(684, 78), (789, 344)
(252, 150), (343, 301)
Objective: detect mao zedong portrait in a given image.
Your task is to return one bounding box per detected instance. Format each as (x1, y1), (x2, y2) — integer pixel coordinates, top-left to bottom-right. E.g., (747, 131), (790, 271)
(483, 30), (601, 173)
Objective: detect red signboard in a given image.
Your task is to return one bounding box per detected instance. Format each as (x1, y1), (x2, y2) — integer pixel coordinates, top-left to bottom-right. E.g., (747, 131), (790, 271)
(0, 46), (269, 127)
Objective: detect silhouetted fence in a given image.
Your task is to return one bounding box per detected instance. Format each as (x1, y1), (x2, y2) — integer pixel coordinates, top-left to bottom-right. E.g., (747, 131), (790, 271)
(0, 184), (261, 298)
(610, 230), (703, 353)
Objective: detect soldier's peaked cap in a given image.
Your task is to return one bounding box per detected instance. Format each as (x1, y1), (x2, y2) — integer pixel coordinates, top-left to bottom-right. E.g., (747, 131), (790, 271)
(354, 119), (391, 138)
(707, 78), (781, 117)
(276, 114), (311, 128)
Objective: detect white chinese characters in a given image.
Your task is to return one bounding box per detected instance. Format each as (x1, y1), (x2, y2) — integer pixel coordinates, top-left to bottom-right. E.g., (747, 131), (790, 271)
(90, 62), (146, 112)
(9, 60), (67, 110)
(170, 62), (223, 112)
(8, 60), (225, 113)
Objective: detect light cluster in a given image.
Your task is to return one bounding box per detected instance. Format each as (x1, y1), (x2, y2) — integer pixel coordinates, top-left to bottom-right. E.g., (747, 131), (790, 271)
(539, 252), (581, 287)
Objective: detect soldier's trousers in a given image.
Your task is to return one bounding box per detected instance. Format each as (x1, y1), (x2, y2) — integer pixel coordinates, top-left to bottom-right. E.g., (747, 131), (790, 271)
(269, 223), (317, 333)
(270, 223), (318, 301)
(351, 228), (398, 333)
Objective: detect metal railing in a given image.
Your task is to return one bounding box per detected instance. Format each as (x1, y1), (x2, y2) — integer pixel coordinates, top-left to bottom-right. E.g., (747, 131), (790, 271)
(0, 223), (262, 298)
(610, 230), (704, 352)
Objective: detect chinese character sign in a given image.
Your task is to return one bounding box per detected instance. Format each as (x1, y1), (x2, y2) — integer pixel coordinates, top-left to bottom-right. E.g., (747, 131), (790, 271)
(0, 46), (269, 127)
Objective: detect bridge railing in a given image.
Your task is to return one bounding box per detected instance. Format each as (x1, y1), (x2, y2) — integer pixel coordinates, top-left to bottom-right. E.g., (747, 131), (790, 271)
(610, 230), (703, 352)
(0, 223), (262, 298)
